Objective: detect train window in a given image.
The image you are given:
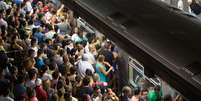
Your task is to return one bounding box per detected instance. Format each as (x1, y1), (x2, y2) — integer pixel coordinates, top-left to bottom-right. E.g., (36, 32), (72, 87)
(128, 57), (161, 88)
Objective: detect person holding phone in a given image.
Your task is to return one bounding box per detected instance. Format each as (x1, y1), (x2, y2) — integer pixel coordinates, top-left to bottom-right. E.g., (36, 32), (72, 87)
(95, 55), (113, 83)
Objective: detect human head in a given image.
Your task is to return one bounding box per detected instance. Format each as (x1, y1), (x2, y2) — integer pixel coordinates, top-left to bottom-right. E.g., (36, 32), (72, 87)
(85, 69), (93, 77)
(28, 69), (37, 80)
(64, 91), (72, 101)
(134, 86), (141, 96)
(37, 49), (44, 57)
(28, 49), (35, 58)
(27, 88), (36, 99)
(82, 76), (90, 86)
(97, 55), (105, 63)
(17, 73), (26, 84)
(36, 78), (42, 86)
(82, 94), (91, 101)
(122, 86), (132, 96)
(70, 67), (76, 75)
(31, 38), (37, 47)
(93, 73), (100, 82)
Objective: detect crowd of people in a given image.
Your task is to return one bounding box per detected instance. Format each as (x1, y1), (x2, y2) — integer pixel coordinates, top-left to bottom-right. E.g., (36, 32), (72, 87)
(0, 0), (187, 101)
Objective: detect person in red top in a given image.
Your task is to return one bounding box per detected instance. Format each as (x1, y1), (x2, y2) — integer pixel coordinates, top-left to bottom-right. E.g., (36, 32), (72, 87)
(35, 78), (48, 101)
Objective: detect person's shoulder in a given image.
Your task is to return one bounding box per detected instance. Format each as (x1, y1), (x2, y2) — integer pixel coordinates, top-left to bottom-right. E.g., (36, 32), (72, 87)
(72, 97), (78, 101)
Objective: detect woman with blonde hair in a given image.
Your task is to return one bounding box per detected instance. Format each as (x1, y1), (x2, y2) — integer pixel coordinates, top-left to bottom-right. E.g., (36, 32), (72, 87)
(95, 55), (113, 83)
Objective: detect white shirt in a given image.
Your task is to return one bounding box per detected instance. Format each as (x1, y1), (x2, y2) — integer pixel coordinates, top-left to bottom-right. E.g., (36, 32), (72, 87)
(71, 33), (79, 42)
(85, 52), (96, 65)
(77, 60), (94, 78)
(25, 1), (33, 13)
(25, 79), (36, 89)
(41, 72), (52, 81)
(45, 31), (56, 39)
(0, 18), (8, 28)
(31, 46), (38, 57)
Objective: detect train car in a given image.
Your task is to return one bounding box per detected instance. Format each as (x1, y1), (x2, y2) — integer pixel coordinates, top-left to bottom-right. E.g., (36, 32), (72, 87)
(62, 0), (201, 100)
(76, 17), (184, 99)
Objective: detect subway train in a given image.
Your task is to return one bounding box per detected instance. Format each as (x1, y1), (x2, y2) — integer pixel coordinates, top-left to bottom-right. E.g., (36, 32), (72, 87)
(62, 0), (201, 100)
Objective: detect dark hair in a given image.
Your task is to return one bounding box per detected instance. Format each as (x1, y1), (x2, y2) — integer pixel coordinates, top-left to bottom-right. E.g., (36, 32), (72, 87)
(41, 65), (48, 73)
(85, 69), (92, 76)
(37, 49), (44, 56)
(57, 80), (64, 90)
(28, 69), (37, 80)
(17, 73), (26, 84)
(70, 67), (76, 74)
(47, 24), (53, 30)
(134, 86), (141, 95)
(28, 20), (33, 25)
(31, 38), (37, 46)
(49, 62), (57, 71)
(52, 71), (59, 79)
(51, 93), (58, 101)
(64, 91), (72, 101)
(75, 75), (81, 82)
(82, 76), (90, 86)
(45, 39), (52, 44)
(163, 94), (172, 101)
(27, 87), (35, 99)
(28, 49), (35, 57)
(82, 94), (90, 101)
(0, 51), (8, 69)
(0, 79), (11, 96)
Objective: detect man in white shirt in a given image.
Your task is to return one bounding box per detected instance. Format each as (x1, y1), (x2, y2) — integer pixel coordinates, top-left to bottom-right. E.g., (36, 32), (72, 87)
(77, 54), (95, 78)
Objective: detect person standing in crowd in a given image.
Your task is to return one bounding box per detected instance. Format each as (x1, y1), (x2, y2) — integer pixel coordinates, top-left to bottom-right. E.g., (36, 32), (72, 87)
(71, 28), (87, 43)
(27, 88), (38, 101)
(35, 49), (45, 70)
(35, 78), (48, 101)
(95, 55), (113, 83)
(130, 87), (144, 101)
(91, 86), (102, 101)
(147, 86), (162, 101)
(64, 90), (78, 101)
(34, 27), (45, 44)
(103, 88), (119, 101)
(26, 69), (37, 89)
(14, 74), (27, 101)
(120, 86), (132, 101)
(77, 54), (94, 78)
(77, 76), (93, 101)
